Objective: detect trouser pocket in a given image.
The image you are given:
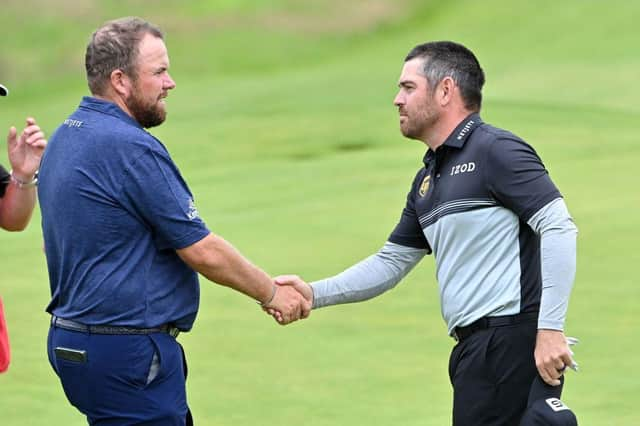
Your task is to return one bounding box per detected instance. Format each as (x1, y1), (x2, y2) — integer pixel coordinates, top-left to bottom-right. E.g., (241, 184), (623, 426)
(48, 327), (91, 410)
(54, 348), (91, 409)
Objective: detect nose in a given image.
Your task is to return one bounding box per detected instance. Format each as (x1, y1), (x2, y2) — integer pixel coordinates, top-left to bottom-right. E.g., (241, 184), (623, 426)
(393, 91), (404, 107)
(165, 73), (176, 90)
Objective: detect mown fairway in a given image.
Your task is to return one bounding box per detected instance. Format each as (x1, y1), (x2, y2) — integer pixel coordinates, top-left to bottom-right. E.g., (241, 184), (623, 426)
(1, 1), (638, 425)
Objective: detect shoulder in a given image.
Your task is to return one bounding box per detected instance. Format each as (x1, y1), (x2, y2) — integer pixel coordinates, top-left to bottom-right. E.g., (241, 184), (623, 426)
(472, 122), (527, 147)
(95, 118), (168, 157)
(471, 122), (540, 163)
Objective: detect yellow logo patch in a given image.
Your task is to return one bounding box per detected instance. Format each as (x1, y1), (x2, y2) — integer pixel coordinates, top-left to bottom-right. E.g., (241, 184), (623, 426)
(419, 175), (431, 197)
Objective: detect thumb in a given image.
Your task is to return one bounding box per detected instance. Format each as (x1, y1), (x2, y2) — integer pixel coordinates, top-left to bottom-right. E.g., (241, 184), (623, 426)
(289, 279), (313, 303)
(274, 275), (300, 286)
(7, 126), (17, 146)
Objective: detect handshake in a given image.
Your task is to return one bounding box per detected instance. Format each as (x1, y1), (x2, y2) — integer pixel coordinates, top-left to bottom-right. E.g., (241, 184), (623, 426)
(261, 275), (313, 325)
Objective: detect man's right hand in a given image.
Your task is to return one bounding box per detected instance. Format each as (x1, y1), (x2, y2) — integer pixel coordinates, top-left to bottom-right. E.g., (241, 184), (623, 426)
(264, 282), (311, 325)
(265, 275), (314, 324)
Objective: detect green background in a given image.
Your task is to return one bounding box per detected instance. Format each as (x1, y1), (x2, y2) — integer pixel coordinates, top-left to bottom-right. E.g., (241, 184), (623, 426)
(1, 1), (638, 424)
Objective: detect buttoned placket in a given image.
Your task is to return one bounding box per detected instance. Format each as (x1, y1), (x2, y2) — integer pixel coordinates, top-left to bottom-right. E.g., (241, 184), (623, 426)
(429, 147), (448, 204)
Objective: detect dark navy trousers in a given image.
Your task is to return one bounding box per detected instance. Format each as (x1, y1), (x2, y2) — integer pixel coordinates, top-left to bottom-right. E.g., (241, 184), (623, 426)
(448, 321), (539, 426)
(48, 326), (192, 425)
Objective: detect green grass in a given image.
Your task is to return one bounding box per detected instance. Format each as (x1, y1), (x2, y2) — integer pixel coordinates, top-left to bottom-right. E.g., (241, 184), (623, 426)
(1, 0), (639, 424)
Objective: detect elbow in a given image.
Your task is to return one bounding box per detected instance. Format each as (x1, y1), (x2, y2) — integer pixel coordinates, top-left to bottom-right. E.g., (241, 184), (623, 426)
(0, 207), (33, 232)
(542, 217), (578, 237)
(0, 220), (29, 232)
(178, 244), (211, 272)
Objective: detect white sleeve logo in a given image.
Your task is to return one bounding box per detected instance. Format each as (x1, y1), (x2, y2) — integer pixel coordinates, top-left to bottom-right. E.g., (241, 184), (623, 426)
(187, 198), (200, 220)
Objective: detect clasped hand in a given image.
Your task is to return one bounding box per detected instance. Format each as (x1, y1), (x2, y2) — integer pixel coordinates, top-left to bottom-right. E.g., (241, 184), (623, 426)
(262, 275), (313, 325)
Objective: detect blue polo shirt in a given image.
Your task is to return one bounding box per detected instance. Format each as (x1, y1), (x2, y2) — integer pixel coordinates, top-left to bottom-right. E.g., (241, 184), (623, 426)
(39, 97), (210, 331)
(389, 113), (561, 332)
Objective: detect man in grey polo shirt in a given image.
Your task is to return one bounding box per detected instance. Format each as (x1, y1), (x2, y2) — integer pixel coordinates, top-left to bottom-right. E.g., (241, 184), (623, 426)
(271, 41), (578, 425)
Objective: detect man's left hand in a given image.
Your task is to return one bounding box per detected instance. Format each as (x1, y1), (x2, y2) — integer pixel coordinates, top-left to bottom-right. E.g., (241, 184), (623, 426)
(7, 117), (47, 181)
(534, 329), (575, 386)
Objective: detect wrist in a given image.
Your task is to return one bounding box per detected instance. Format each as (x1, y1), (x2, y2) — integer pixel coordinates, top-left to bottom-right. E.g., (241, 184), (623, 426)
(309, 284), (317, 309)
(10, 170), (38, 189)
(257, 284), (277, 306)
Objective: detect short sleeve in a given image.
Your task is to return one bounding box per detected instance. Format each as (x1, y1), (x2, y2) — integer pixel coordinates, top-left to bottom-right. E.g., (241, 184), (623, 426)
(487, 138), (561, 222)
(0, 164), (9, 198)
(122, 148), (210, 249)
(388, 169), (432, 252)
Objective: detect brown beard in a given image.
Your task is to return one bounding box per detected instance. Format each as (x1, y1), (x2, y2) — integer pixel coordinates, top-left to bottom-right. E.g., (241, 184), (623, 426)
(126, 89), (166, 129)
(401, 90), (439, 140)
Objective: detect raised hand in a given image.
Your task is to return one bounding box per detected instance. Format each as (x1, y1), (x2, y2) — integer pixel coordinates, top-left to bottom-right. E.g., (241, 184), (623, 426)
(264, 275), (314, 324)
(264, 282), (311, 325)
(7, 117), (47, 181)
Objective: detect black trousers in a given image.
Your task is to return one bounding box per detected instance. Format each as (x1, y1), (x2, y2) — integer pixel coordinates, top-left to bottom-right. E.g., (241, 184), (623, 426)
(448, 321), (538, 426)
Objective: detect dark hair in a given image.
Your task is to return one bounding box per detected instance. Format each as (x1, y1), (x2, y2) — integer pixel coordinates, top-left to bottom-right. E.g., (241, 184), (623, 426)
(85, 17), (164, 95)
(405, 41), (485, 111)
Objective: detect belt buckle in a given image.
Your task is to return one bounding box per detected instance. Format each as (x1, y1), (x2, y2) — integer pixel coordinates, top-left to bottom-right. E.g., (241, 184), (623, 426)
(168, 326), (180, 338)
(452, 329), (460, 342)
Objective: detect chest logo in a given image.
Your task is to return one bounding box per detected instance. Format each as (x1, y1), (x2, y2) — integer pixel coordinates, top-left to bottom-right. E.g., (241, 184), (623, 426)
(419, 175), (431, 197)
(450, 161), (476, 176)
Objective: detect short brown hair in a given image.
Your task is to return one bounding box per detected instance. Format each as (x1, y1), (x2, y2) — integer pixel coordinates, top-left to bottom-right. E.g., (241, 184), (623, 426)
(85, 17), (163, 95)
(405, 41), (485, 111)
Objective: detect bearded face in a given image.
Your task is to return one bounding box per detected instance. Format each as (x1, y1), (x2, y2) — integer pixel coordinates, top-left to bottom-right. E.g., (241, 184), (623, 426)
(125, 81), (167, 129)
(394, 58), (440, 142)
(123, 34), (174, 129)
(398, 87), (440, 140)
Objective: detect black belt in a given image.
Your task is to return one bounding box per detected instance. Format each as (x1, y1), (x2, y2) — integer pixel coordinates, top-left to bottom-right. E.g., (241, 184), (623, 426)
(51, 316), (180, 338)
(452, 312), (538, 342)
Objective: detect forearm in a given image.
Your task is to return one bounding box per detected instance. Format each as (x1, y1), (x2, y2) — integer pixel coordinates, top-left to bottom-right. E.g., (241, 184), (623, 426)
(538, 227), (577, 330)
(0, 183), (37, 231)
(177, 233), (274, 304)
(527, 198), (578, 330)
(311, 242), (427, 308)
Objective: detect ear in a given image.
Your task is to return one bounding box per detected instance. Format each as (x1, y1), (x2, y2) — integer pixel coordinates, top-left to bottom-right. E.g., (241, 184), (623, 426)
(438, 76), (456, 106)
(109, 69), (133, 98)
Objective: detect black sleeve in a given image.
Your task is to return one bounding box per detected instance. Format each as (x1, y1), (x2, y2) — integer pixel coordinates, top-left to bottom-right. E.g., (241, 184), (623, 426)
(0, 164), (9, 198)
(487, 137), (561, 222)
(388, 168), (432, 252)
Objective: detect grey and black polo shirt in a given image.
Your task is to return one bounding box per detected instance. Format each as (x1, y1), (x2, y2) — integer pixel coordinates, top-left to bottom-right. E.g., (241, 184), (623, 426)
(389, 113), (561, 331)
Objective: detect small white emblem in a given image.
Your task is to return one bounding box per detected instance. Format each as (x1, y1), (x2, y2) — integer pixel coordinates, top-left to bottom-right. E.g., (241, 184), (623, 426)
(63, 119), (83, 128)
(187, 198), (199, 220)
(545, 398), (571, 412)
(456, 120), (474, 140)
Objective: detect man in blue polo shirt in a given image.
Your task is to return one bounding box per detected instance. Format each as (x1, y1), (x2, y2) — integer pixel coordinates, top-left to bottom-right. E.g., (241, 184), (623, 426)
(272, 41), (578, 425)
(38, 17), (309, 425)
